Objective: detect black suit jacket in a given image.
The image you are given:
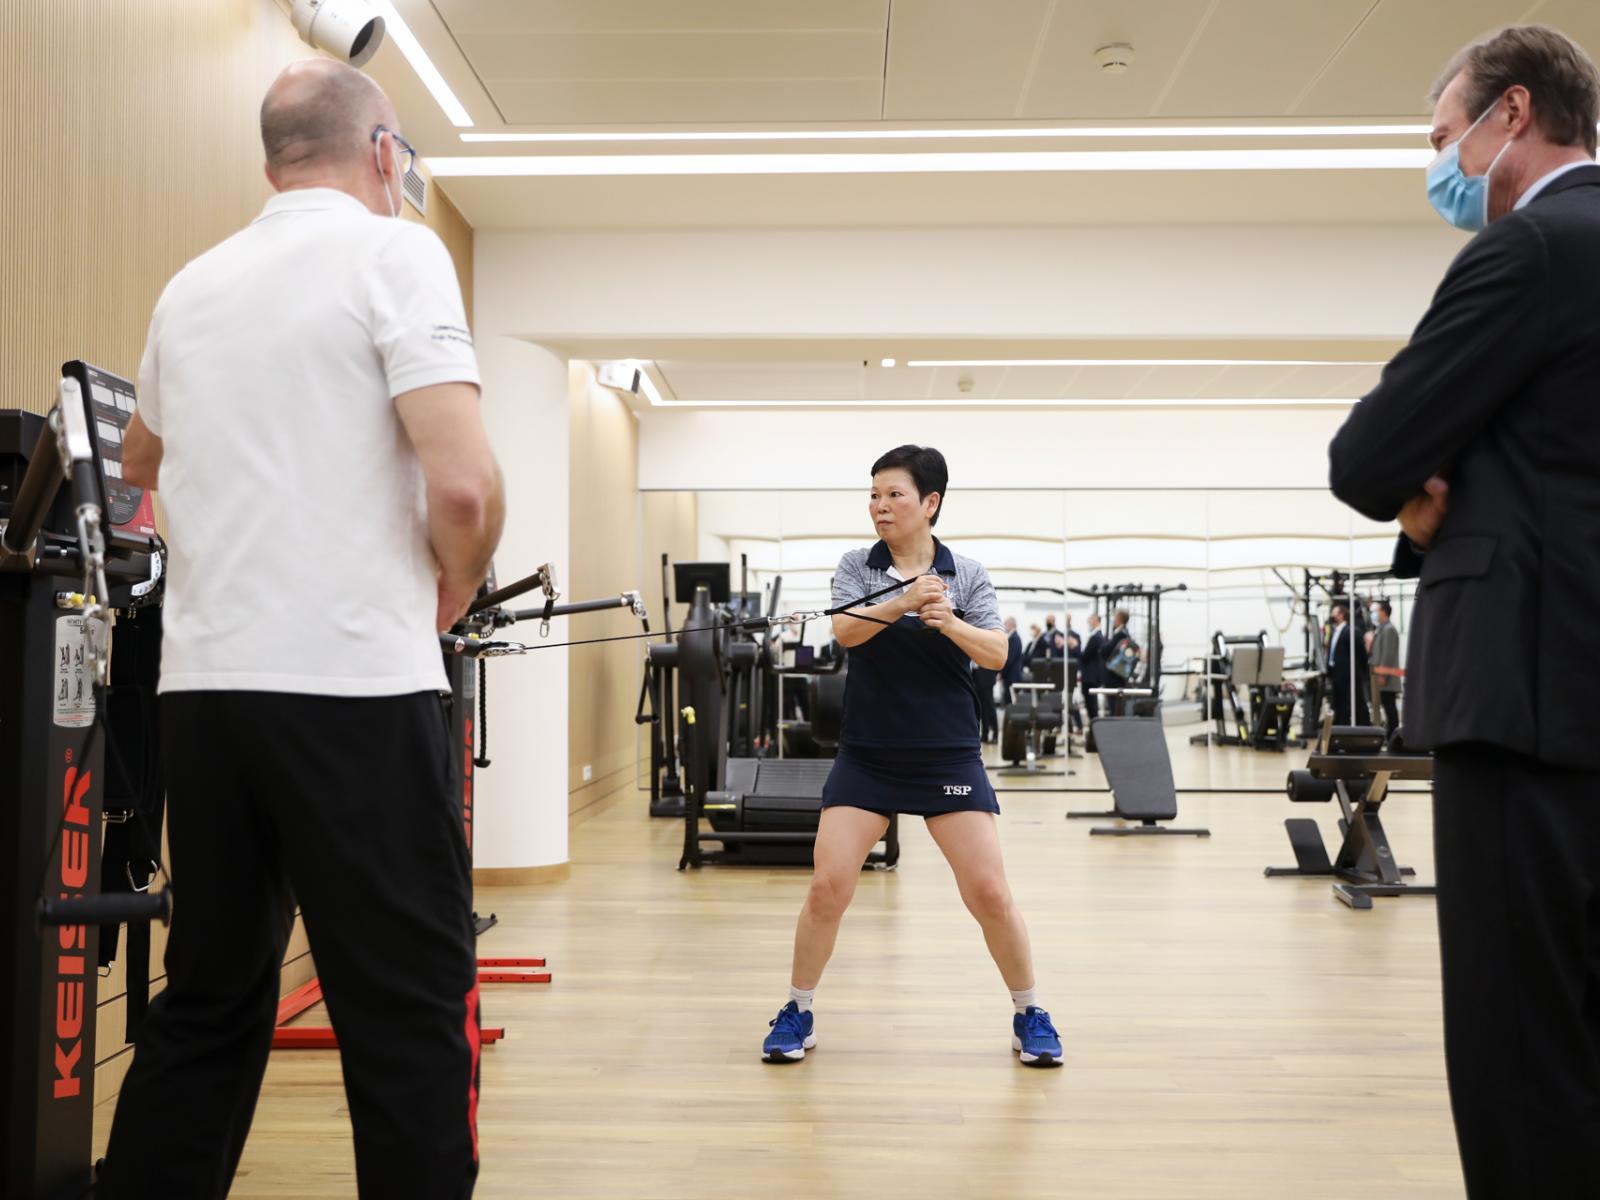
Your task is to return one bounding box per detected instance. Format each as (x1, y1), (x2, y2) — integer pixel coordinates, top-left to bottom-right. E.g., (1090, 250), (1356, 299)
(1329, 164), (1600, 767)
(1081, 630), (1107, 686)
(1002, 631), (1024, 684)
(1325, 623), (1367, 680)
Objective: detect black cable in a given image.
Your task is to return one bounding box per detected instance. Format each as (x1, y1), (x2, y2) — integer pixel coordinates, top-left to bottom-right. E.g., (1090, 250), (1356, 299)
(35, 686), (173, 912)
(462, 574), (935, 656)
(474, 656), (491, 769)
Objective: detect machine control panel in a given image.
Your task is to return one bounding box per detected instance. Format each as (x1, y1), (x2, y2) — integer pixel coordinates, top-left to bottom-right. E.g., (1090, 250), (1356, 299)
(60, 360), (156, 537)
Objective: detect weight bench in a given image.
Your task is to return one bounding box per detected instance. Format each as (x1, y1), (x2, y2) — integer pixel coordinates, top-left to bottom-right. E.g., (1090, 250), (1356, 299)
(1068, 716), (1210, 837)
(1265, 722), (1434, 910)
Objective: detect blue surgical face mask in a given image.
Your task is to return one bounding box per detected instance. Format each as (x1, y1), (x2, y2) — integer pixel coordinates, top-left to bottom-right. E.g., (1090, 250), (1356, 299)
(1426, 98), (1515, 232)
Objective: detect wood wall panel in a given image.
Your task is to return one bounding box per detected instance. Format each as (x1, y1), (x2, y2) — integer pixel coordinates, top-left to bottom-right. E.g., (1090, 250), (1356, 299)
(0, 0), (473, 420)
(566, 364), (644, 818)
(565, 374), (700, 824)
(1, 0), (473, 1107)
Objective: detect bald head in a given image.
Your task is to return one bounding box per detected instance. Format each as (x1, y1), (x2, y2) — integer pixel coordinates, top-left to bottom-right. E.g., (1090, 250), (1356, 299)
(261, 59), (394, 179)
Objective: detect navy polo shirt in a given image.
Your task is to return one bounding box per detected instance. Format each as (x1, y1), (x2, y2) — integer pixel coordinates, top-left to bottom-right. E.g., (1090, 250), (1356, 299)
(831, 538), (1002, 750)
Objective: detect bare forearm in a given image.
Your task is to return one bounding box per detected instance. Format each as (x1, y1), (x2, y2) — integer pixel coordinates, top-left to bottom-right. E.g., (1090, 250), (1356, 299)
(831, 598), (905, 647)
(429, 466), (505, 588)
(945, 620), (1007, 670)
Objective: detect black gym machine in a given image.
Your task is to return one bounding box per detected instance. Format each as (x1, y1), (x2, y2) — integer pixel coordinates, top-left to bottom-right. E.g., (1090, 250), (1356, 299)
(639, 555), (897, 869)
(2, 364), (170, 1200)
(1189, 630), (1299, 752)
(1060, 583), (1210, 837)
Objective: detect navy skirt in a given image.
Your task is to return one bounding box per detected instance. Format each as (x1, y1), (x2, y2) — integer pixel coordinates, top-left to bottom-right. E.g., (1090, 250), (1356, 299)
(820, 744), (1000, 817)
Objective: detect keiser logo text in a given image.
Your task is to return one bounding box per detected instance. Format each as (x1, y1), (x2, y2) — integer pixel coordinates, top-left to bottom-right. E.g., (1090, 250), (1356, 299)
(54, 755), (92, 1099)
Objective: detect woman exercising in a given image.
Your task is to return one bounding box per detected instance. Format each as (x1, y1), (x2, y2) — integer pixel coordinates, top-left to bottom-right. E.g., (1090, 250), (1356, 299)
(762, 445), (1062, 1067)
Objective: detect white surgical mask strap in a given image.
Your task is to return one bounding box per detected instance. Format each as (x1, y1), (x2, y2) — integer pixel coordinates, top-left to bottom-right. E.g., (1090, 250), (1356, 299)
(374, 131), (400, 219)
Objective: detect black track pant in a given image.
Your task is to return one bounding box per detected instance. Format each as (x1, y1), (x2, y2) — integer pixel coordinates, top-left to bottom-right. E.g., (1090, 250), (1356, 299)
(100, 691), (480, 1200)
(1433, 746), (1600, 1199)
(1379, 691), (1400, 739)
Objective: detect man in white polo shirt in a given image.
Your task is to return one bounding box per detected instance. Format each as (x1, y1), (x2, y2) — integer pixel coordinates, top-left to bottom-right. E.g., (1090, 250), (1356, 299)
(99, 59), (502, 1199)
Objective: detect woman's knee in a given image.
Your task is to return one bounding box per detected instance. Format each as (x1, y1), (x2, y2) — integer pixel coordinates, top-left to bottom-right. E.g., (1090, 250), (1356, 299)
(804, 871), (857, 922)
(962, 876), (1014, 924)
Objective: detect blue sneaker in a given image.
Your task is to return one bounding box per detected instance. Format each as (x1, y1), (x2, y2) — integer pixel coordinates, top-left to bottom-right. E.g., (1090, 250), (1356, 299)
(1012, 1006), (1063, 1067)
(762, 1001), (816, 1063)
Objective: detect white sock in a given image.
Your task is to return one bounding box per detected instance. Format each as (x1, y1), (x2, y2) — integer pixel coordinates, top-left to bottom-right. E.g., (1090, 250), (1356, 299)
(789, 985), (815, 1013)
(1010, 986), (1038, 1014)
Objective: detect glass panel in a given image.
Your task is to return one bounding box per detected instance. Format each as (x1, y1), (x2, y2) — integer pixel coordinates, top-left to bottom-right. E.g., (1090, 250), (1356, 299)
(648, 487), (1396, 799)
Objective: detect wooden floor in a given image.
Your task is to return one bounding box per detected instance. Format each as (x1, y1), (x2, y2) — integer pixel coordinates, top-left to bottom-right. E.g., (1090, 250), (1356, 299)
(94, 726), (1464, 1198)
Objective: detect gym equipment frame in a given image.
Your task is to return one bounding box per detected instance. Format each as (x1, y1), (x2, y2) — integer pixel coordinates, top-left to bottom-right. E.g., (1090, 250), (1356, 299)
(1265, 721), (1434, 910)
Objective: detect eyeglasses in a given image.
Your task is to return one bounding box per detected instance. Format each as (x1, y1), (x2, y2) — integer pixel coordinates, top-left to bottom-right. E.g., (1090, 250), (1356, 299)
(372, 125), (417, 176)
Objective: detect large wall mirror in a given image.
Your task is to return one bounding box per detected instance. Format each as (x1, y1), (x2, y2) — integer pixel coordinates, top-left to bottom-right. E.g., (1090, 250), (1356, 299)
(657, 487), (1410, 789)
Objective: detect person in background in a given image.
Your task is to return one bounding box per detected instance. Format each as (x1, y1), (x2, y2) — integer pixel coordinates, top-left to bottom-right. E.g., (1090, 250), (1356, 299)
(1064, 631), (1084, 732)
(973, 657), (1000, 744)
(1036, 614), (1065, 660)
(1369, 600), (1402, 739)
(1001, 616), (1024, 705)
(1325, 602), (1370, 726)
(1024, 622), (1043, 660)
(1329, 27), (1600, 1191)
(1081, 612), (1107, 720)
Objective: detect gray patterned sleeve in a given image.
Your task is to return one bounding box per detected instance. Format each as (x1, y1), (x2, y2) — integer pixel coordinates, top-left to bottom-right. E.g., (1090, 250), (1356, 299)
(832, 550), (867, 610)
(963, 561), (1003, 631)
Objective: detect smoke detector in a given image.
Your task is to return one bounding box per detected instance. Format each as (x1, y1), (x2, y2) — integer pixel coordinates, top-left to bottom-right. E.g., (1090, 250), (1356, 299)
(1094, 43), (1134, 74)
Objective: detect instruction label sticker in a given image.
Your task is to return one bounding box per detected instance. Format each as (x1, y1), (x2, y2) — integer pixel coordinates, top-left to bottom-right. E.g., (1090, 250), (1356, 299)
(54, 615), (95, 728)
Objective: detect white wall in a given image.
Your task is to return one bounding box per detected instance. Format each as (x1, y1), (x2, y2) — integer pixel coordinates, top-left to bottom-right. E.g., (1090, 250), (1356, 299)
(475, 225), (1464, 343)
(473, 223), (1463, 492)
(473, 337), (569, 869)
(636, 405), (1350, 491)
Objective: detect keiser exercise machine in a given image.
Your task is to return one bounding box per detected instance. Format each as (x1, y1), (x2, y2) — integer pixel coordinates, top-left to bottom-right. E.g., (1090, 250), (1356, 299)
(2, 365), (171, 1200)
(1265, 720), (1435, 909)
(654, 561), (898, 869)
(1189, 631), (1298, 752)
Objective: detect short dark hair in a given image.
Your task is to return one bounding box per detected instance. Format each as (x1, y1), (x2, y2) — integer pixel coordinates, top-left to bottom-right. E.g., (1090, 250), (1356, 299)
(1431, 25), (1600, 156)
(871, 444), (948, 526)
(1376, 600), (1392, 618)
(1331, 602), (1349, 619)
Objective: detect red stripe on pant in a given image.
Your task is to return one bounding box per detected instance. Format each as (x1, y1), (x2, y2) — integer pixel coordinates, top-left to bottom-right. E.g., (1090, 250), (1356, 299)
(465, 981), (482, 1161)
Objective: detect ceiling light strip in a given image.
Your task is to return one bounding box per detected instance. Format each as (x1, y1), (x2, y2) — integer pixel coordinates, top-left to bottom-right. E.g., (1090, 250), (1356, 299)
(460, 123), (1433, 144)
(373, 2), (473, 127)
(426, 148), (1429, 177)
(905, 358), (1387, 367)
(643, 397), (1358, 409)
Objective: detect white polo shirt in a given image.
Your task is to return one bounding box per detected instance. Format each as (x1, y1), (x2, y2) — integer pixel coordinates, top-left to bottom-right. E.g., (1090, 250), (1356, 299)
(137, 187), (480, 696)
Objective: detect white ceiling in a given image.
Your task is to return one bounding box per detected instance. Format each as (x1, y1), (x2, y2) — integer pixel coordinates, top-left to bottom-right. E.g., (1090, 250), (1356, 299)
(359, 0), (1593, 408)
(377, 0), (1600, 231)
(423, 0), (1598, 127)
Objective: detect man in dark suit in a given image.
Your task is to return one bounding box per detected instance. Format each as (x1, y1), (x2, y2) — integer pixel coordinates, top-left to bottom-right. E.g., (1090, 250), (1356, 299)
(1325, 602), (1370, 726)
(1080, 613), (1107, 720)
(1370, 600), (1403, 738)
(1328, 25), (1600, 1197)
(1001, 616), (1024, 706)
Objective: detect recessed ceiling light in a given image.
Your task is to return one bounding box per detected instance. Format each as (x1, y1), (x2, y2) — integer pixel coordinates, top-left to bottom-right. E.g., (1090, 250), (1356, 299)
(459, 122), (1434, 144)
(372, 1), (473, 127)
(425, 149), (1429, 177)
(880, 358), (897, 368)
